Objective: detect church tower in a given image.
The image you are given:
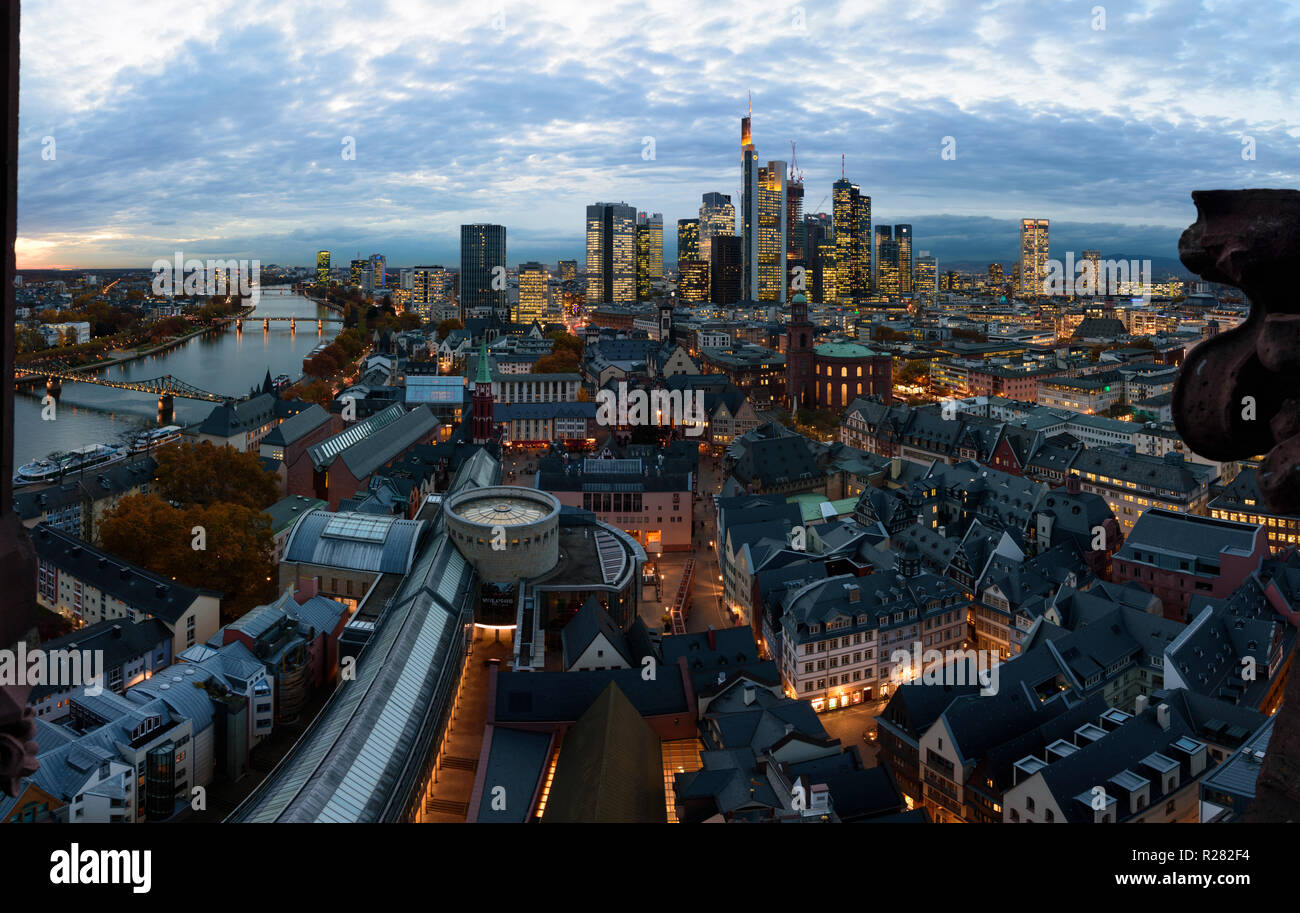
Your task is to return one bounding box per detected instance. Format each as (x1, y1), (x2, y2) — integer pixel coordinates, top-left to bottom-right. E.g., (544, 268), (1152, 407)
(785, 292), (814, 410)
(472, 339), (495, 444)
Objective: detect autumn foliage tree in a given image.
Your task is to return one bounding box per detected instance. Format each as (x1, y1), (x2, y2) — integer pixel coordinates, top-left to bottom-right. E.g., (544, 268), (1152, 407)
(99, 494), (275, 621)
(153, 441), (279, 510)
(534, 351), (579, 373)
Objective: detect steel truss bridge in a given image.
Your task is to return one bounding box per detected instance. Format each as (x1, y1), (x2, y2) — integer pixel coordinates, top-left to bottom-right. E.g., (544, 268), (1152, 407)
(15, 366), (231, 403)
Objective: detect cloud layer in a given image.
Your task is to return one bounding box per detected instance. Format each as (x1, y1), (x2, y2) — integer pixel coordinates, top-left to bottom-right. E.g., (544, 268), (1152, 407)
(16, 0), (1300, 268)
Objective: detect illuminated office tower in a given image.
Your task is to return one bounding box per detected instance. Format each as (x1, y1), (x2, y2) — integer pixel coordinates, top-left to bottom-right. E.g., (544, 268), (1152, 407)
(636, 212), (663, 299)
(756, 160), (787, 303)
(518, 261), (550, 325)
(460, 223), (507, 319)
(710, 235), (742, 305)
(558, 259), (577, 283)
(988, 263), (1004, 288)
(856, 194), (872, 294)
(349, 258), (367, 287)
(786, 171), (805, 275)
(895, 224), (912, 294)
(803, 213), (833, 303)
(316, 250), (330, 284)
(677, 218), (700, 264)
(1012, 262), (1021, 292)
(411, 266), (452, 321)
(699, 192), (735, 265)
(369, 253), (386, 288)
(1082, 249), (1103, 295)
(817, 241), (838, 304)
(833, 177), (869, 301)
(875, 226), (900, 296)
(741, 111), (759, 300)
(678, 259), (710, 302)
(1019, 218), (1050, 297)
(585, 202), (636, 305)
(915, 253), (938, 296)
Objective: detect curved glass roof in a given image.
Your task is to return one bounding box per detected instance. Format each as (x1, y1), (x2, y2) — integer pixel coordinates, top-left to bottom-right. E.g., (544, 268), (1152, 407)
(452, 494), (550, 527)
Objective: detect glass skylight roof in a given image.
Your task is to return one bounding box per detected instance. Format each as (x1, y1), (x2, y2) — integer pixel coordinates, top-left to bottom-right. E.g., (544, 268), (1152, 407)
(453, 495), (549, 526)
(323, 514), (394, 543)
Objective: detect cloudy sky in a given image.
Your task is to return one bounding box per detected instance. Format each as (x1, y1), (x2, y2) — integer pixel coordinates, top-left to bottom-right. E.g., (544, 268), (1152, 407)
(15, 0), (1299, 270)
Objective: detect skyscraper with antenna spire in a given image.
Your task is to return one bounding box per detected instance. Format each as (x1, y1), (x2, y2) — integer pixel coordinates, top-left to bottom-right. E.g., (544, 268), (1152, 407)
(740, 95), (759, 301)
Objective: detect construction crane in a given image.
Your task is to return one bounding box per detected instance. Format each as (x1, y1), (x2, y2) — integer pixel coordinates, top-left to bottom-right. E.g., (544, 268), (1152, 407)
(789, 139), (804, 184)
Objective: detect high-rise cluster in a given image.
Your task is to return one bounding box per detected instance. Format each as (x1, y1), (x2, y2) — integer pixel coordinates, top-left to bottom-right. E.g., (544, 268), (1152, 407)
(586, 202), (636, 305)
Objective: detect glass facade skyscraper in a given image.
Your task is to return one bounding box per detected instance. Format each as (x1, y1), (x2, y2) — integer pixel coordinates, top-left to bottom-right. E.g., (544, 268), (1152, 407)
(894, 224), (912, 294)
(757, 160), (787, 303)
(586, 202), (636, 304)
(833, 178), (869, 301)
(460, 223), (507, 319)
(636, 211), (663, 299)
(740, 114), (759, 301)
(677, 218), (699, 263)
(699, 192), (735, 268)
(412, 265), (453, 321)
(518, 261), (549, 324)
(1020, 218), (1050, 297)
(316, 250), (330, 284)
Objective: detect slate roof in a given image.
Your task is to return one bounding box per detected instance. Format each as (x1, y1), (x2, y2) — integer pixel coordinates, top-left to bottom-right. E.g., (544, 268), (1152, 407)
(473, 727), (554, 823)
(28, 617), (172, 700)
(13, 457), (157, 521)
(728, 423), (822, 488)
(264, 495), (328, 535)
(561, 596), (635, 669)
(1115, 508), (1261, 564)
(495, 667), (689, 723)
(1070, 447), (1215, 495)
(262, 404), (331, 448)
(197, 393), (277, 437)
(29, 524), (214, 622)
(1167, 577), (1292, 708)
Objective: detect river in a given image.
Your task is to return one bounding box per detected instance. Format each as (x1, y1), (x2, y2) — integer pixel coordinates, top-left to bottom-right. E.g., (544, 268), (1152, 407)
(13, 287), (340, 467)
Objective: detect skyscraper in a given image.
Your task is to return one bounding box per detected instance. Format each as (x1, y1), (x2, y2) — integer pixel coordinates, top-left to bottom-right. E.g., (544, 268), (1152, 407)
(987, 263), (1004, 288)
(785, 171), (805, 279)
(740, 110), (759, 301)
(1020, 218), (1050, 297)
(677, 218), (699, 263)
(636, 212), (663, 299)
(460, 223), (507, 319)
(757, 160), (787, 303)
(678, 260), (709, 302)
(558, 259), (577, 283)
(915, 253), (938, 296)
(369, 253), (386, 289)
(585, 202), (636, 305)
(894, 224), (912, 294)
(710, 235), (742, 306)
(833, 177), (869, 301)
(875, 226), (900, 297)
(412, 265), (453, 321)
(699, 192), (735, 265)
(1082, 249), (1103, 295)
(518, 261), (549, 325)
(349, 258), (367, 287)
(316, 250), (330, 284)
(856, 193), (872, 296)
(804, 213), (834, 304)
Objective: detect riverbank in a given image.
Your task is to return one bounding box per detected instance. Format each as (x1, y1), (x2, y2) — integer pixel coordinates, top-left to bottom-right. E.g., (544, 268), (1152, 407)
(16, 306), (256, 387)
